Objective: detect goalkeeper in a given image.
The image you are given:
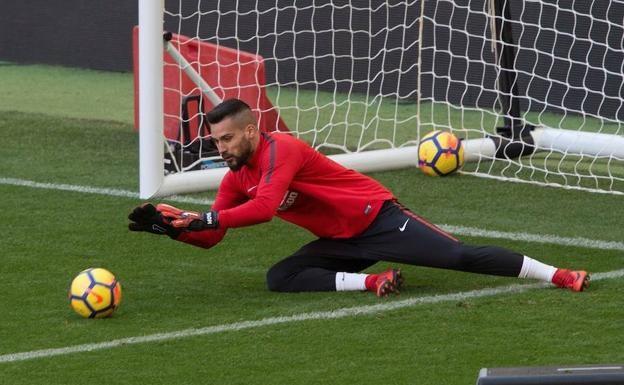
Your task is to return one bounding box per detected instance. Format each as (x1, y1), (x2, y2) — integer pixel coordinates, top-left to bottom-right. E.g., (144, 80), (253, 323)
(129, 98), (589, 297)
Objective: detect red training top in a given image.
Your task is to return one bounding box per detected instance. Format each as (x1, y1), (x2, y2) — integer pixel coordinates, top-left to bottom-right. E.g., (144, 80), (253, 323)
(177, 132), (395, 249)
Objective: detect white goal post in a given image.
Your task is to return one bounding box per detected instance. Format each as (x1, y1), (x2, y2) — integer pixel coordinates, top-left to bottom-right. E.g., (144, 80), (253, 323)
(137, 0), (624, 198)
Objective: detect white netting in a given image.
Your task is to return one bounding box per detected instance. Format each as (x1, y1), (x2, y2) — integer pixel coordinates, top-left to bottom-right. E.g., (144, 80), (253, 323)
(158, 0), (624, 194)
(419, 0), (624, 193)
(162, 1), (420, 162)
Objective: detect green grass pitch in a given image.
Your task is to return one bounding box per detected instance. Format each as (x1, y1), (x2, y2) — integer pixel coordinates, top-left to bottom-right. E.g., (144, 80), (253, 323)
(0, 64), (623, 384)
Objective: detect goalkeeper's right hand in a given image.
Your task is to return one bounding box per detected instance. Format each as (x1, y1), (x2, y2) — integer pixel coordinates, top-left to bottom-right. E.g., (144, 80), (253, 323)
(128, 203), (180, 239)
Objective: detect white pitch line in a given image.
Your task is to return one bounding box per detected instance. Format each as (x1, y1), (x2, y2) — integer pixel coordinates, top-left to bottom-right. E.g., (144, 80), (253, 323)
(2, 177), (623, 252)
(1, 268), (622, 364)
(441, 224), (624, 252)
(0, 177), (214, 206)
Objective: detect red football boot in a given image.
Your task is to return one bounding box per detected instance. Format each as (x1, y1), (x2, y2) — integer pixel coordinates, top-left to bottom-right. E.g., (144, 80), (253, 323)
(366, 268), (403, 297)
(551, 269), (590, 292)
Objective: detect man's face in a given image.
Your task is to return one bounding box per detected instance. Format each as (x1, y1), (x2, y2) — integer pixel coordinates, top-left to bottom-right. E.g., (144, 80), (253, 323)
(210, 116), (256, 171)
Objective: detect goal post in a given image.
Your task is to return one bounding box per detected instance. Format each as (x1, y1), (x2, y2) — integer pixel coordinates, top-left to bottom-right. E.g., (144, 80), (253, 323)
(136, 0), (624, 198)
(137, 0), (164, 199)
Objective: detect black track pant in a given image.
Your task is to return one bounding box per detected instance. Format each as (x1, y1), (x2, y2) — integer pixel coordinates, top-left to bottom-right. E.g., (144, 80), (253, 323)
(266, 200), (524, 292)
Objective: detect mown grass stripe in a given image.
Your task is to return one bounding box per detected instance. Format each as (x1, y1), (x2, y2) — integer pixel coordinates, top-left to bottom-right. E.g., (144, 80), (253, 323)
(0, 177), (624, 250)
(2, 177), (623, 252)
(1, 269), (622, 364)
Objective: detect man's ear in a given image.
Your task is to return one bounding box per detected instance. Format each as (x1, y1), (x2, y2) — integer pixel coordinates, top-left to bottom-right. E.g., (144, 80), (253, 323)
(245, 123), (258, 137)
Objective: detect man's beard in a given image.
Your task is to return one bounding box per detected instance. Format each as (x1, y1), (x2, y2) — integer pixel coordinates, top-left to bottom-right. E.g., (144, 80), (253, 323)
(224, 141), (253, 171)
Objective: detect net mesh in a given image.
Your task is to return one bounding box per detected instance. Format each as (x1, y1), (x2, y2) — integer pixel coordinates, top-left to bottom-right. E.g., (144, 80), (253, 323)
(160, 0), (624, 193)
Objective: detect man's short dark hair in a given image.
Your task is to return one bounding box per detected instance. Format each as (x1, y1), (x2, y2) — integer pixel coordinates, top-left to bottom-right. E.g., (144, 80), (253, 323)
(207, 98), (252, 125)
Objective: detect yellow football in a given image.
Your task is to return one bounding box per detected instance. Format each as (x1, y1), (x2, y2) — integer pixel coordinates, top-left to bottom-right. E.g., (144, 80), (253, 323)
(418, 130), (464, 176)
(69, 268), (122, 318)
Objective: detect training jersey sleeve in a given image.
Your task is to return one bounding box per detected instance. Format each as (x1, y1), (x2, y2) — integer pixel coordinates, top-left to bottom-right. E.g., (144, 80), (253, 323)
(174, 172), (247, 249)
(217, 136), (303, 228)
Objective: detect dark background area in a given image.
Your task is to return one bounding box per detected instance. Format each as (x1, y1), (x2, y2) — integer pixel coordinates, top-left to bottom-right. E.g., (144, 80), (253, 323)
(1, 0), (622, 120)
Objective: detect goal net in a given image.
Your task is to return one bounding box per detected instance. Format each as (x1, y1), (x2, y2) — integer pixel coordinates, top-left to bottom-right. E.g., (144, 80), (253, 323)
(136, 0), (624, 198)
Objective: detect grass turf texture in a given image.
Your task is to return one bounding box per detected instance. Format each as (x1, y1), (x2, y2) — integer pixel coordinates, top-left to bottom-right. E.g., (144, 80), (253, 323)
(0, 64), (623, 384)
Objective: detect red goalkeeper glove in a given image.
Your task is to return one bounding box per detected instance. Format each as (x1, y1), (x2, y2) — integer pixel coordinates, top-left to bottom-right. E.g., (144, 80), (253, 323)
(156, 203), (219, 231)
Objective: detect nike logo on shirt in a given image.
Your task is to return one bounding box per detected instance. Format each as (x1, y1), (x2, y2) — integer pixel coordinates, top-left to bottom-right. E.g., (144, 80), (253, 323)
(247, 185), (258, 193)
(399, 218), (409, 232)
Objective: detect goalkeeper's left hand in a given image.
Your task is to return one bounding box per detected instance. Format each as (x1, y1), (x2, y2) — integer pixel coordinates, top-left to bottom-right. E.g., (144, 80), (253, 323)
(156, 203), (219, 231)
